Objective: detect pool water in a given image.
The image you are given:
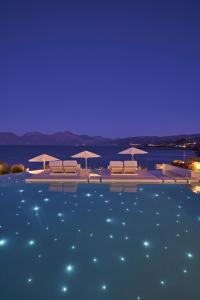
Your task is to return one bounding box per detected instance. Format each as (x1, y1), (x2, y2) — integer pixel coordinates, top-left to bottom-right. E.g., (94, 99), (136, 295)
(0, 175), (200, 300)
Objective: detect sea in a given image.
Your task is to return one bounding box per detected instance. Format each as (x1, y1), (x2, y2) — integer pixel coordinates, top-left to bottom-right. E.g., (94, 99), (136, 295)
(0, 145), (196, 170)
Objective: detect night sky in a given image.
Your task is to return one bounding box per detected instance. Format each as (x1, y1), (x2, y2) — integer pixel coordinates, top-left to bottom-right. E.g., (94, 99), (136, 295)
(0, 0), (200, 137)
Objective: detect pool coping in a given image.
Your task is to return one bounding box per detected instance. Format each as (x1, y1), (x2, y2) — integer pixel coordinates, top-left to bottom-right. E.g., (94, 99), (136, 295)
(25, 169), (200, 185)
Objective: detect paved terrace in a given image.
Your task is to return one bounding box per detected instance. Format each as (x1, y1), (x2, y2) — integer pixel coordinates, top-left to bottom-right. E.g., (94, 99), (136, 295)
(25, 169), (200, 184)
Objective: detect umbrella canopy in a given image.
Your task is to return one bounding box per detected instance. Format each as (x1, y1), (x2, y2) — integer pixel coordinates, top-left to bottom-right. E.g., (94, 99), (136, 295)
(71, 151), (101, 169)
(119, 147), (148, 160)
(29, 154), (59, 170)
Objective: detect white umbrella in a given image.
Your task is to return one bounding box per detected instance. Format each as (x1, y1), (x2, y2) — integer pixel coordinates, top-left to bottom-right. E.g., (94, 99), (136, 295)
(71, 151), (101, 169)
(119, 147), (148, 160)
(29, 154), (59, 170)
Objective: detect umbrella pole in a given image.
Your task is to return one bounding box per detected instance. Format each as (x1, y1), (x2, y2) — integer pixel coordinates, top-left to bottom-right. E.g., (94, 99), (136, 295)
(43, 161), (46, 170)
(85, 158), (88, 169)
(131, 154), (134, 161)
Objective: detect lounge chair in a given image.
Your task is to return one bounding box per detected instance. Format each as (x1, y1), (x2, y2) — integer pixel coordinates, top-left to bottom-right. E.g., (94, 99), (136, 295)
(49, 160), (64, 173)
(123, 161), (137, 174)
(62, 160), (80, 174)
(108, 161), (123, 174)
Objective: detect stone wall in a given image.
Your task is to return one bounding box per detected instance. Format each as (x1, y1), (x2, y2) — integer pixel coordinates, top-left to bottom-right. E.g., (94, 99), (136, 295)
(162, 164), (200, 179)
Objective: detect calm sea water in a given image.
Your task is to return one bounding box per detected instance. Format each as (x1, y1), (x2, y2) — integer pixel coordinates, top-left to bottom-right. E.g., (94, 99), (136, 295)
(0, 176), (200, 299)
(0, 146), (196, 170)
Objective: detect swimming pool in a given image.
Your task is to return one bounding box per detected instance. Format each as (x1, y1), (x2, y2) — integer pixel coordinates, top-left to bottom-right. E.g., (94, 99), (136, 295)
(0, 175), (200, 300)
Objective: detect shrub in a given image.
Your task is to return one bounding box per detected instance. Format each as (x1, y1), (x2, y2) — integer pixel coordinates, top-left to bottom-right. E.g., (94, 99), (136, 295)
(10, 164), (25, 173)
(186, 157), (200, 170)
(0, 161), (10, 175)
(171, 160), (186, 168)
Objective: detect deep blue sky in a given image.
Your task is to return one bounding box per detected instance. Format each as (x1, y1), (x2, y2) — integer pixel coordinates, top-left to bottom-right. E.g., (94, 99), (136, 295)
(0, 0), (200, 137)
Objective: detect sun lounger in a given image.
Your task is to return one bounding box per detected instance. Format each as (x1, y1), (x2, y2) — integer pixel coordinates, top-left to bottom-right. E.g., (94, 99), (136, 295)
(123, 161), (137, 174)
(49, 160), (64, 173)
(62, 160), (80, 174)
(108, 161), (124, 174)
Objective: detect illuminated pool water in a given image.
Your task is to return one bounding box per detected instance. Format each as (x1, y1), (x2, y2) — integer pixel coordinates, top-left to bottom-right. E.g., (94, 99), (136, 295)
(0, 175), (200, 300)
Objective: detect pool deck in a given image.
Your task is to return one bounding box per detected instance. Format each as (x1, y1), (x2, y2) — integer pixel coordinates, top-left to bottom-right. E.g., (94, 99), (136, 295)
(25, 169), (200, 184)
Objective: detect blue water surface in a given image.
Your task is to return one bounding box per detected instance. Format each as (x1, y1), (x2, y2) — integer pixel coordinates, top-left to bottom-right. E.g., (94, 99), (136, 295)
(0, 145), (196, 169)
(0, 174), (200, 299)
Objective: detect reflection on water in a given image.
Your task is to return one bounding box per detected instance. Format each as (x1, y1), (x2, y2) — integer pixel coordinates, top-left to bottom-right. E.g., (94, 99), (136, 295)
(191, 184), (200, 194)
(48, 182), (200, 195)
(48, 181), (200, 196)
(49, 183), (200, 194)
(109, 184), (137, 193)
(48, 183), (137, 193)
(49, 183), (78, 193)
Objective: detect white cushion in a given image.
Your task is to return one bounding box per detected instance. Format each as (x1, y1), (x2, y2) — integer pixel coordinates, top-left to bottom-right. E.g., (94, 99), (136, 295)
(124, 161), (137, 167)
(63, 160), (78, 167)
(49, 160), (62, 167)
(109, 161), (123, 167)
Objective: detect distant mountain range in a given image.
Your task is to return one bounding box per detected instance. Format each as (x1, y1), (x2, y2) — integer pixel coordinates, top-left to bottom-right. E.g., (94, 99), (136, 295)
(0, 131), (111, 145)
(0, 131), (199, 146)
